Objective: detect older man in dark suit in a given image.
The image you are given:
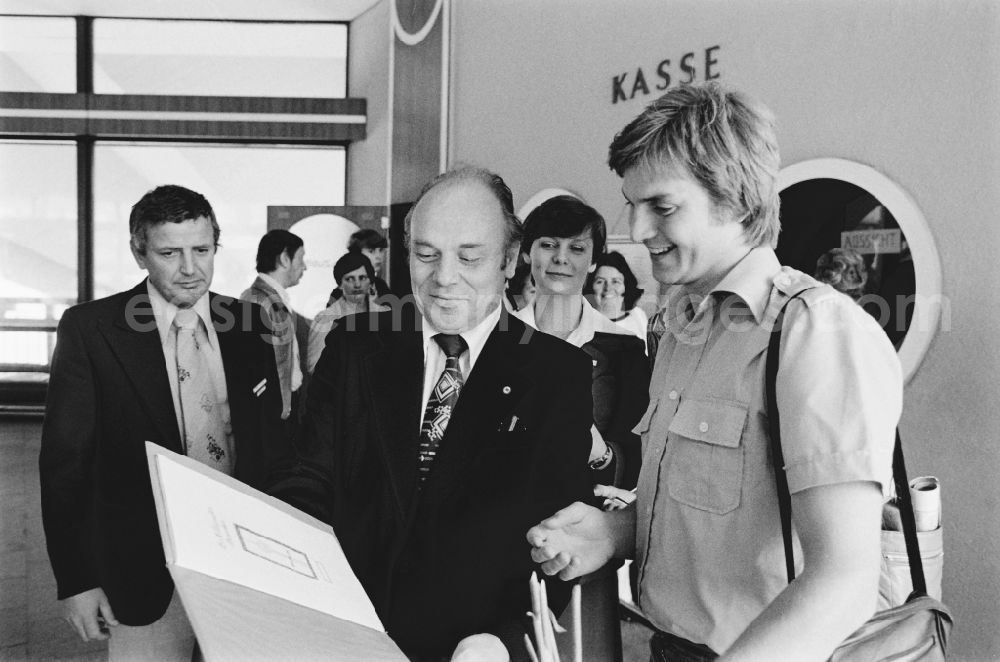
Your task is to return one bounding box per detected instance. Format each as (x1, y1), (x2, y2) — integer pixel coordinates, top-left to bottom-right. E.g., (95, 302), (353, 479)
(40, 185), (289, 661)
(272, 167), (594, 662)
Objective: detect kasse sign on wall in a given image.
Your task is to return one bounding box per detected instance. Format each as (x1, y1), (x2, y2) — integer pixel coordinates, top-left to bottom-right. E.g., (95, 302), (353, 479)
(611, 45), (721, 104)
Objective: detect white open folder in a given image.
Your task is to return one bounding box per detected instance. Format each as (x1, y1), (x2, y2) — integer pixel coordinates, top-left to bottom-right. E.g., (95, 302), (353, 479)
(145, 442), (408, 661)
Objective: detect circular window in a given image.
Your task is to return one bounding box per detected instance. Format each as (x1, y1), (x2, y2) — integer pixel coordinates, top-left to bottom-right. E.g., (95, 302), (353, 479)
(286, 213), (360, 319)
(777, 158), (942, 382)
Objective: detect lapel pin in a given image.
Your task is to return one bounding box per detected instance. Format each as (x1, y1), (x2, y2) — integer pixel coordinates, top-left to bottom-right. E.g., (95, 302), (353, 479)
(252, 379), (267, 397)
(502, 385), (512, 395)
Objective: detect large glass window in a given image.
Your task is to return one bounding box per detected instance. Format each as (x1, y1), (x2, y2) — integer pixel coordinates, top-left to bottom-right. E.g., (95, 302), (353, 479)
(0, 16), (353, 391)
(94, 143), (346, 299)
(93, 20), (347, 97)
(0, 16), (76, 93)
(0, 140), (77, 370)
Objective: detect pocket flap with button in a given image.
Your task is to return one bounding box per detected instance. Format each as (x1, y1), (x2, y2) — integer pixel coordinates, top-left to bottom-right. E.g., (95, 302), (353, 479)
(665, 398), (749, 515)
(667, 398), (747, 447)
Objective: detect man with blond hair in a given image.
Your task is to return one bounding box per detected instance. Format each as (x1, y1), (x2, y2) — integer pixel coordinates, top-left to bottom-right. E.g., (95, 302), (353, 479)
(529, 83), (902, 661)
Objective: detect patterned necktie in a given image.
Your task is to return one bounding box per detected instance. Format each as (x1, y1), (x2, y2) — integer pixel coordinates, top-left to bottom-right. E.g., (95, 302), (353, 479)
(418, 333), (468, 483)
(174, 308), (234, 475)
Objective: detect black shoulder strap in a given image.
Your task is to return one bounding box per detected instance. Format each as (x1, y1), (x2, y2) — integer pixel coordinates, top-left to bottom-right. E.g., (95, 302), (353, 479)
(765, 294), (799, 584)
(765, 293), (927, 597)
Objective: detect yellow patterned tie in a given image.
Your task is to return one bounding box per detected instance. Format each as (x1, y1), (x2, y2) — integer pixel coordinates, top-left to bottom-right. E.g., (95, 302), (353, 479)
(174, 308), (233, 475)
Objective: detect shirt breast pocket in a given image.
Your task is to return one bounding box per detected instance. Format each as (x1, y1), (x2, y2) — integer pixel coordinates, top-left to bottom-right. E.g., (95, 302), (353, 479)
(666, 398), (748, 515)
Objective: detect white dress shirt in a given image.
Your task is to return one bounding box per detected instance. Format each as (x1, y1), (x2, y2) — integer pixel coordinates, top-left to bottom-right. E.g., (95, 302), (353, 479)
(418, 303), (503, 430)
(512, 297), (631, 350)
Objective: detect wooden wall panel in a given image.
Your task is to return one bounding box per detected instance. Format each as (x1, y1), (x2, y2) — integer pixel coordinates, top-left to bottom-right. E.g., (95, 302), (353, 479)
(389, 0), (446, 204)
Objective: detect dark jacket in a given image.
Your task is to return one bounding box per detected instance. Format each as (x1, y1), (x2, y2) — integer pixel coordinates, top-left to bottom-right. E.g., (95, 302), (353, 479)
(270, 305), (594, 662)
(39, 281), (290, 625)
(583, 331), (650, 488)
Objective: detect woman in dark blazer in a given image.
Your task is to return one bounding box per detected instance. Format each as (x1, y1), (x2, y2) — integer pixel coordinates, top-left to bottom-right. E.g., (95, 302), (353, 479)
(512, 194), (650, 661)
(512, 196), (649, 494)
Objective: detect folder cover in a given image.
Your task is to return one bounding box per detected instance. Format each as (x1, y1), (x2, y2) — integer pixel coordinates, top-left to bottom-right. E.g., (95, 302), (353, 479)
(146, 442), (408, 661)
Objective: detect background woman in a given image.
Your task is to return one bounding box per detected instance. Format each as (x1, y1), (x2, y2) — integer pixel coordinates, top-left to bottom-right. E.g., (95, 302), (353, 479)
(327, 228), (392, 305)
(514, 194), (650, 660)
(586, 250), (648, 350)
(514, 195), (649, 493)
(814, 247), (868, 301)
(308, 252), (387, 372)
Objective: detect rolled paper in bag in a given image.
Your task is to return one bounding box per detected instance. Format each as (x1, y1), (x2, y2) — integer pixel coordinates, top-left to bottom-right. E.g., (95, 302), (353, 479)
(908, 476), (941, 532)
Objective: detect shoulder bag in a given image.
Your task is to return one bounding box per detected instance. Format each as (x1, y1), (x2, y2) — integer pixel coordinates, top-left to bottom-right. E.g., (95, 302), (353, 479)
(766, 293), (953, 661)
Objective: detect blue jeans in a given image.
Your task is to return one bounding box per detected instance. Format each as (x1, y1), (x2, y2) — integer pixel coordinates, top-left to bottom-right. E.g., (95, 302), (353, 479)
(649, 630), (717, 662)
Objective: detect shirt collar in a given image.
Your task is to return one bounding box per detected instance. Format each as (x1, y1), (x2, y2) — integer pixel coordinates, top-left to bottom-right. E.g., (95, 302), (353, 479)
(709, 246), (782, 323)
(422, 302), (503, 369)
(146, 280), (215, 348)
(568, 298), (633, 347)
(513, 297), (631, 348)
(511, 301), (537, 328)
(257, 272), (291, 308)
(662, 246), (781, 332)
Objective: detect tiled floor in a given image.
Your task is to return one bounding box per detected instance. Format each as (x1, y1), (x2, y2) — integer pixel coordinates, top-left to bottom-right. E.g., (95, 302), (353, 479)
(1, 418), (105, 661)
(0, 417), (652, 661)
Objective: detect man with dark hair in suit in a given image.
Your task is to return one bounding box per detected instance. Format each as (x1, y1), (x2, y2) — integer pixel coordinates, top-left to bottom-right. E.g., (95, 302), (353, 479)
(240, 229), (309, 421)
(272, 167), (594, 662)
(40, 184), (289, 661)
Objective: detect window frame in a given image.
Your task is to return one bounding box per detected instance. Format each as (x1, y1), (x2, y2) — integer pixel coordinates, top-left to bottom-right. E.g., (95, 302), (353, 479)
(0, 15), (361, 389)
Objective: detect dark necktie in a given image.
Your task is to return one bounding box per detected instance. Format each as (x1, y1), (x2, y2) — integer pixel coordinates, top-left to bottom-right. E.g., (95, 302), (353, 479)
(418, 333), (468, 483)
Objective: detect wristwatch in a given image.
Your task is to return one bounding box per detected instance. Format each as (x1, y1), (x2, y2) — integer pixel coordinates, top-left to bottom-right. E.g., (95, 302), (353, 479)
(588, 444), (613, 470)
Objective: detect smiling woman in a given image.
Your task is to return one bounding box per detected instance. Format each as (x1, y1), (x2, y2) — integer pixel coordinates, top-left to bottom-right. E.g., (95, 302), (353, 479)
(514, 195), (648, 483)
(585, 251), (647, 347)
(513, 194), (650, 661)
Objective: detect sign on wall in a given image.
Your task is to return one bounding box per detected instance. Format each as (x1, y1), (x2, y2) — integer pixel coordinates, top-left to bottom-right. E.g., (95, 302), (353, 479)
(611, 45), (721, 104)
(841, 229), (902, 255)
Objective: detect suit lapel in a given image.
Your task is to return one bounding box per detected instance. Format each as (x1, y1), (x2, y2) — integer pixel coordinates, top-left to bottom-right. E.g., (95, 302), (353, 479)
(365, 323), (424, 520)
(102, 281), (181, 450)
(212, 293), (243, 411)
(421, 313), (535, 506)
